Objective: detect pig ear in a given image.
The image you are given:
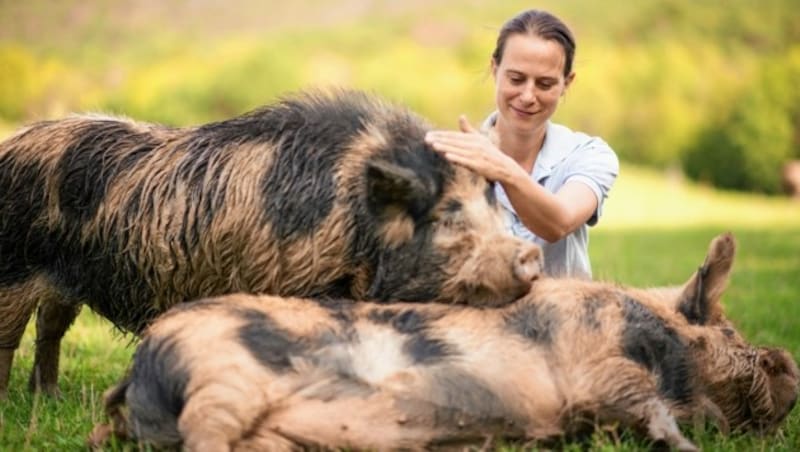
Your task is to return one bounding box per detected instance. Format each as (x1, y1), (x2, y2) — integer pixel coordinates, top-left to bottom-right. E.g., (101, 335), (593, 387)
(365, 160), (434, 219)
(676, 233), (736, 325)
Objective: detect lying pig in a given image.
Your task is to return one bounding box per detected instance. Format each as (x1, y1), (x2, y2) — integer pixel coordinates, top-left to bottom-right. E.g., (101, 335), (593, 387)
(89, 233), (799, 451)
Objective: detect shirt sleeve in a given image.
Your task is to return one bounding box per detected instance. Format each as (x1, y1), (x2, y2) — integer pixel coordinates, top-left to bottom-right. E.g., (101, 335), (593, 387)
(561, 139), (619, 226)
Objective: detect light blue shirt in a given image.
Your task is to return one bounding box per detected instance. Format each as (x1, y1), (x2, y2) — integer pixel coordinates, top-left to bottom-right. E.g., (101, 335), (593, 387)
(483, 115), (619, 279)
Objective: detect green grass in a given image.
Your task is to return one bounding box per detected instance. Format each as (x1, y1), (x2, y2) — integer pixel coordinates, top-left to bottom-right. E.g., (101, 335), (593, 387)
(1, 166), (799, 451)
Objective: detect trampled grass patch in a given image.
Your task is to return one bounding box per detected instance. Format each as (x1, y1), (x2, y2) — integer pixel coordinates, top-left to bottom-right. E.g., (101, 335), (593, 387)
(1, 167), (799, 450)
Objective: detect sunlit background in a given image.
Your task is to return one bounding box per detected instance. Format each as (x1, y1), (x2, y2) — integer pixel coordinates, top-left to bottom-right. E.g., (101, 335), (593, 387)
(2, 3), (800, 449)
(1, 0), (799, 225)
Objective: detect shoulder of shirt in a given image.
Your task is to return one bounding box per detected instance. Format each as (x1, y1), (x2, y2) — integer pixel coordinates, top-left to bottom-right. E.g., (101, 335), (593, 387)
(550, 122), (617, 159)
(549, 122), (604, 150)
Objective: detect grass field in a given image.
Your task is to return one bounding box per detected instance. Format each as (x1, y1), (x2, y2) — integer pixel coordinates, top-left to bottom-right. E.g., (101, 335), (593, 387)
(1, 164), (799, 451)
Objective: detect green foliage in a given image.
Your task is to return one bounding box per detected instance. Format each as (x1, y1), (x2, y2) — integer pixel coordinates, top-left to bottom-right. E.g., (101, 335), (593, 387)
(683, 46), (800, 193)
(559, 41), (748, 167)
(0, 44), (37, 120)
(102, 39), (306, 125)
(0, 0), (798, 189)
(0, 44), (71, 120)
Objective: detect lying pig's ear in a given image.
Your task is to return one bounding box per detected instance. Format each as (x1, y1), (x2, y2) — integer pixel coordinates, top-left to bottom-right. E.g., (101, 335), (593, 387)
(365, 160), (435, 221)
(676, 233), (736, 325)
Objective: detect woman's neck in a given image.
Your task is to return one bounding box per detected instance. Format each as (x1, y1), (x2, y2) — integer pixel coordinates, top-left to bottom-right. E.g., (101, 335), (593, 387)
(495, 118), (547, 174)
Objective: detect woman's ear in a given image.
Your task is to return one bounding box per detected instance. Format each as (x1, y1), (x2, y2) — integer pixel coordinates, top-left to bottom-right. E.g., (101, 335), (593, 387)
(563, 71), (576, 93)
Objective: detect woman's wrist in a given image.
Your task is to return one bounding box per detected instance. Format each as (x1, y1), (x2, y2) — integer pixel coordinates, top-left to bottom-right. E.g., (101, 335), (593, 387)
(500, 161), (530, 192)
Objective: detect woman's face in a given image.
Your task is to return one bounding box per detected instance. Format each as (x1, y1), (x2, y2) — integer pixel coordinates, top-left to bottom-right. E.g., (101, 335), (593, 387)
(492, 33), (574, 135)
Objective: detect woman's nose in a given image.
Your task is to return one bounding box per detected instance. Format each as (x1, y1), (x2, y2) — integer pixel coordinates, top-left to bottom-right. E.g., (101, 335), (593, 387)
(519, 83), (536, 103)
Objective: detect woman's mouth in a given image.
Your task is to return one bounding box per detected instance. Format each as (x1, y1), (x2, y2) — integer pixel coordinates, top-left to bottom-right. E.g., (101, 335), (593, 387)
(510, 105), (536, 117)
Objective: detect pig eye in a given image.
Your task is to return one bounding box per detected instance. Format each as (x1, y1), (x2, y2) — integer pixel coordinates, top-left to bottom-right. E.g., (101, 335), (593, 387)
(440, 212), (468, 230)
(721, 328), (735, 338)
(443, 199), (463, 213)
(484, 182), (498, 207)
(435, 200), (468, 230)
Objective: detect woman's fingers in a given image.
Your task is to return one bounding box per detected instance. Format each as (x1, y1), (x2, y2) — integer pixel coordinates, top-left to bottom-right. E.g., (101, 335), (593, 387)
(427, 140), (476, 158)
(429, 138), (509, 182)
(458, 115), (478, 134)
(426, 130), (475, 143)
(425, 132), (488, 151)
(423, 118), (512, 183)
(436, 150), (482, 173)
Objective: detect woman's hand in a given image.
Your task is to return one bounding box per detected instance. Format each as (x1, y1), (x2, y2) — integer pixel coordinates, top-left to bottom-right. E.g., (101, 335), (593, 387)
(425, 116), (518, 184)
(426, 116), (600, 243)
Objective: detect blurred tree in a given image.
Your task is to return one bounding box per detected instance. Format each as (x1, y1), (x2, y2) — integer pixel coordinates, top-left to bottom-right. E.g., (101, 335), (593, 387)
(1, 0), (798, 195)
(683, 47), (800, 193)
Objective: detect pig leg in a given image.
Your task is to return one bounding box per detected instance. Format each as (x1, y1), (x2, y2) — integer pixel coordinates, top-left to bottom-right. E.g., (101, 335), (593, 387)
(0, 275), (49, 399)
(636, 398), (698, 452)
(567, 359), (698, 452)
(177, 383), (277, 452)
(232, 430), (302, 452)
(29, 297), (82, 396)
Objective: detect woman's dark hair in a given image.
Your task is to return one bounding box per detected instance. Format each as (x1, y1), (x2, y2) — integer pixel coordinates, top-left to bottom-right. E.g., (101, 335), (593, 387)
(491, 10), (576, 77)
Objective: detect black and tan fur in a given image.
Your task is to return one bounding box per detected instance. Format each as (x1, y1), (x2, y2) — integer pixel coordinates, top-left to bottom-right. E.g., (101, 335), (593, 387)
(0, 90), (542, 397)
(89, 233), (799, 451)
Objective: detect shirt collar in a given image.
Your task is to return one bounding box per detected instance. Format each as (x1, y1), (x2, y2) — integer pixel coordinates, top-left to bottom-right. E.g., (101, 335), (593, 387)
(533, 121), (573, 182)
(482, 112), (573, 183)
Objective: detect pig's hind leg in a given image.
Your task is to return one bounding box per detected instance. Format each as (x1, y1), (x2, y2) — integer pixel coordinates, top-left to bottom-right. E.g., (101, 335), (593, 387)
(29, 295), (82, 396)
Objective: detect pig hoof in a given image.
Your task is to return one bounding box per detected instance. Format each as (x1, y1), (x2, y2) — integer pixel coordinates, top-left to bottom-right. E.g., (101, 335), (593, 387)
(28, 382), (62, 399)
(86, 423), (114, 449)
(675, 438), (699, 452)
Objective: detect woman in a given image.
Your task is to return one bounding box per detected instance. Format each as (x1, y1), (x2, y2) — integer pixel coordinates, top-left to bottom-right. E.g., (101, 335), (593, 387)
(426, 9), (618, 279)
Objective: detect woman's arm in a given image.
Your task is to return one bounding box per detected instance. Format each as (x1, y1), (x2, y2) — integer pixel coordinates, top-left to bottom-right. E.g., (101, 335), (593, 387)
(425, 117), (600, 243)
(504, 173), (598, 242)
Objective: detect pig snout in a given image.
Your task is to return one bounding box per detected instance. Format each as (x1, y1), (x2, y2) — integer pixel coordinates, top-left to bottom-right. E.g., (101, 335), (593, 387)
(513, 242), (543, 285)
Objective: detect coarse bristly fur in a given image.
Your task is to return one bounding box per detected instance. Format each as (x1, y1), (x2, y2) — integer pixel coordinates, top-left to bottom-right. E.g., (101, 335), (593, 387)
(89, 233), (799, 452)
(0, 89), (543, 398)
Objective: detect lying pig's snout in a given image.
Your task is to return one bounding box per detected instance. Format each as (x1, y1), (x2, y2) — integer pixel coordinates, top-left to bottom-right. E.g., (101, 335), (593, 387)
(514, 243), (544, 285)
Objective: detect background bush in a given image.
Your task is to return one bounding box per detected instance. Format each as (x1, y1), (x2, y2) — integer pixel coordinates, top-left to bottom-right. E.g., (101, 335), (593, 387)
(0, 0), (798, 193)
(683, 47), (800, 193)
